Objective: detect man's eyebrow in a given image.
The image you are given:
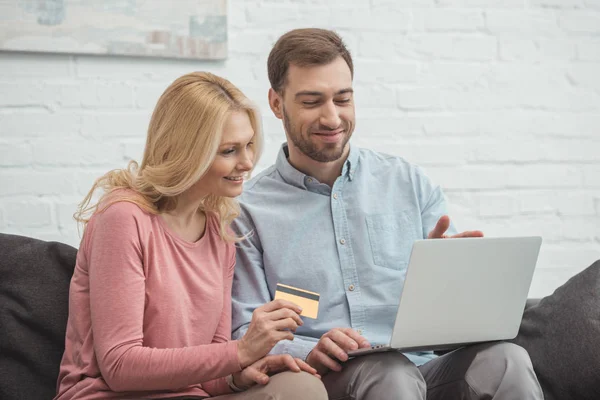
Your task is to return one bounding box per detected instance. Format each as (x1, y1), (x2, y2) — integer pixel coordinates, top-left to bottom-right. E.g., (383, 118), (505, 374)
(294, 88), (354, 98)
(295, 91), (322, 98)
(336, 88), (354, 95)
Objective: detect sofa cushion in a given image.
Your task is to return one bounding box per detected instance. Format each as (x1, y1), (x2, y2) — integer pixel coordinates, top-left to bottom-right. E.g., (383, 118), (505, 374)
(0, 233), (77, 400)
(512, 260), (600, 400)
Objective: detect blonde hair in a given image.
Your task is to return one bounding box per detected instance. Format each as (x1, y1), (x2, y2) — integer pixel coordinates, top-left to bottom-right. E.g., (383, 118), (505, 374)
(74, 72), (263, 242)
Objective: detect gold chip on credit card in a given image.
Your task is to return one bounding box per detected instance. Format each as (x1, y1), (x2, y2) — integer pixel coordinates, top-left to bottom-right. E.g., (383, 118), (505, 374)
(274, 283), (320, 319)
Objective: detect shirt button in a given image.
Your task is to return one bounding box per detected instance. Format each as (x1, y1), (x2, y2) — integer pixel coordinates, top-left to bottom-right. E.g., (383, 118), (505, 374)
(348, 284), (355, 291)
(307, 178), (313, 183)
(340, 238), (346, 245)
(333, 193), (338, 199)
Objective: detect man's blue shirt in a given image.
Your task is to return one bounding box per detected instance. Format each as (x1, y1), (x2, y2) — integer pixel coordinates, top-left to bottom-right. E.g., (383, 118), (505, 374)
(231, 143), (457, 366)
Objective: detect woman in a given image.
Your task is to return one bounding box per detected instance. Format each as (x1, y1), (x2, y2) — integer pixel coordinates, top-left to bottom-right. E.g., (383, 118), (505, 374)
(54, 72), (327, 400)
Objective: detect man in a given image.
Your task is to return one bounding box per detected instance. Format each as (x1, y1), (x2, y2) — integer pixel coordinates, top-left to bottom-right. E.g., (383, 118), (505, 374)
(231, 28), (543, 399)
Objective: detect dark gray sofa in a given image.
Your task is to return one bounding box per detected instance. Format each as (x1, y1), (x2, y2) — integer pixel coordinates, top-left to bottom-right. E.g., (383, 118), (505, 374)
(1, 233), (598, 400)
(1, 233), (76, 400)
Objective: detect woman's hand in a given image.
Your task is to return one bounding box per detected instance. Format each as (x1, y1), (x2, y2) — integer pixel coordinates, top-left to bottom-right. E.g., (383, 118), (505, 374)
(237, 299), (303, 367)
(232, 354), (319, 390)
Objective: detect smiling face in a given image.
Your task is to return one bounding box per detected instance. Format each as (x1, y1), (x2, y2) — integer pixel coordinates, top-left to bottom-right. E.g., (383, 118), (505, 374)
(191, 110), (256, 198)
(269, 56), (355, 164)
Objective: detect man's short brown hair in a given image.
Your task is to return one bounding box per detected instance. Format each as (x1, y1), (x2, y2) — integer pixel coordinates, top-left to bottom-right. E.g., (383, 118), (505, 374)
(267, 28), (354, 94)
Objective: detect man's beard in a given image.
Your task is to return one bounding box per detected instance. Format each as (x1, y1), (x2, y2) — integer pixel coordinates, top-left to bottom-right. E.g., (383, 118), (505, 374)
(282, 107), (351, 163)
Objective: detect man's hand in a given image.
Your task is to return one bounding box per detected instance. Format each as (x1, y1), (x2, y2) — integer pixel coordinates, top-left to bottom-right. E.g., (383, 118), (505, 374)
(238, 299), (304, 368)
(428, 215), (484, 239)
(306, 328), (371, 375)
(232, 354), (319, 390)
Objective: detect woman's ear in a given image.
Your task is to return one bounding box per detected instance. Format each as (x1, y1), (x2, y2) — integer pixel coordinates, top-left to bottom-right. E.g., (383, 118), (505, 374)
(268, 88), (283, 120)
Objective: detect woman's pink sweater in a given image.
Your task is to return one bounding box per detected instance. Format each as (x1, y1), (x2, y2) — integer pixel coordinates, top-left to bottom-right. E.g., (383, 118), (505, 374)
(55, 200), (241, 399)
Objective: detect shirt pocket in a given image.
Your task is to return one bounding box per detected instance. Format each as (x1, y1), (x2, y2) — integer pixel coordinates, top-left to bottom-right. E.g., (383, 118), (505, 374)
(365, 211), (416, 270)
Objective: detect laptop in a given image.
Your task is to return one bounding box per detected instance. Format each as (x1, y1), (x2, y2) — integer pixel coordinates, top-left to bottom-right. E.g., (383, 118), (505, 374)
(347, 236), (542, 357)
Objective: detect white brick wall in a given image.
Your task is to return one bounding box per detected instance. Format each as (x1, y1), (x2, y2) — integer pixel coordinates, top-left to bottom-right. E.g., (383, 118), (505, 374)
(1, 0), (599, 298)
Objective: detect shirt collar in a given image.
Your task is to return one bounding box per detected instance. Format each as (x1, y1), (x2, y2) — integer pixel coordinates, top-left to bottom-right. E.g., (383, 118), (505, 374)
(344, 144), (358, 181)
(275, 142), (358, 189)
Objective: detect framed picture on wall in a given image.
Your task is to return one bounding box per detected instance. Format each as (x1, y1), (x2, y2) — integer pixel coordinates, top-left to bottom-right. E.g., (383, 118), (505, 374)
(0, 0), (227, 60)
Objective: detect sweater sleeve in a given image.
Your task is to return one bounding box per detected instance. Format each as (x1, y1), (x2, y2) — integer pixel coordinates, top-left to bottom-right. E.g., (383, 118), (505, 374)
(201, 243), (238, 396)
(87, 203), (242, 392)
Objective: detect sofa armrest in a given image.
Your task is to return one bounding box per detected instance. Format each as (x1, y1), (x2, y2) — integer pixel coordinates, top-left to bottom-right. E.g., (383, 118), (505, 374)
(0, 233), (77, 400)
(525, 298), (541, 310)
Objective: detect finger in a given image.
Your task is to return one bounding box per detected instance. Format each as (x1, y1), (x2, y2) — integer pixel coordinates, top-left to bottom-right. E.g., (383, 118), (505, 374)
(267, 308), (303, 326)
(339, 328), (371, 348)
(275, 330), (295, 342)
(261, 299), (303, 314)
(281, 354), (301, 372)
(319, 336), (349, 362)
(294, 358), (318, 375)
(312, 348), (342, 372)
(327, 330), (358, 353)
(243, 364), (270, 386)
(272, 317), (300, 332)
(427, 215), (450, 239)
(263, 354), (300, 374)
(450, 230), (484, 238)
(251, 372), (270, 385)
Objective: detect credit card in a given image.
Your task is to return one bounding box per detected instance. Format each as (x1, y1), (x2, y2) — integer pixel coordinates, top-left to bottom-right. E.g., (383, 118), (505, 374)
(274, 283), (320, 319)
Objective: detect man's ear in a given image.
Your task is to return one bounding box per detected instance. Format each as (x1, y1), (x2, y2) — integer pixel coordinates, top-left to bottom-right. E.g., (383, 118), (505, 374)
(268, 88), (283, 120)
